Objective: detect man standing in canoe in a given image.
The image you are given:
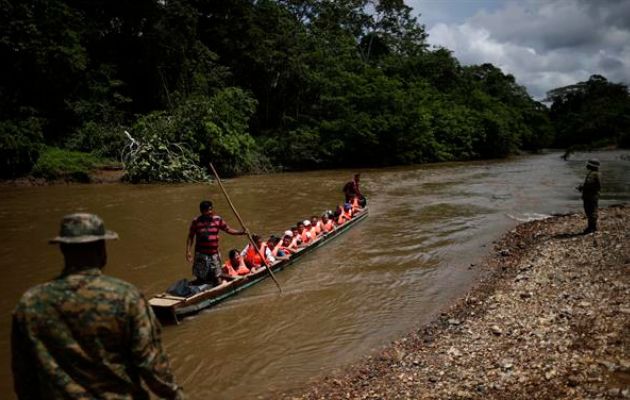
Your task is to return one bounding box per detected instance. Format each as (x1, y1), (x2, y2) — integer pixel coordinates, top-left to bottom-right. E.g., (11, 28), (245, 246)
(186, 200), (245, 285)
(343, 174), (362, 203)
(12, 213), (184, 399)
(343, 173), (367, 207)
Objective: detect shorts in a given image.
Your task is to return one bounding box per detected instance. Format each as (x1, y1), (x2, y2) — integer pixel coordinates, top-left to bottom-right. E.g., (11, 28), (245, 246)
(193, 252), (222, 285)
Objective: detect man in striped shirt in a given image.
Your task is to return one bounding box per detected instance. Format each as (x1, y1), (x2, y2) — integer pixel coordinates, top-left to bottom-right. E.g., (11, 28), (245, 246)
(186, 200), (245, 285)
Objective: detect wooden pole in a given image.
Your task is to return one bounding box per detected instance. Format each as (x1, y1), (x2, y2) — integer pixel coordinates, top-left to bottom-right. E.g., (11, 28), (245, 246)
(209, 163), (282, 293)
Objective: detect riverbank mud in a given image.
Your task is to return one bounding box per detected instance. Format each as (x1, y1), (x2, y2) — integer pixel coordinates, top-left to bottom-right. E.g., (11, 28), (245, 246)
(2, 167), (125, 185)
(287, 205), (630, 399)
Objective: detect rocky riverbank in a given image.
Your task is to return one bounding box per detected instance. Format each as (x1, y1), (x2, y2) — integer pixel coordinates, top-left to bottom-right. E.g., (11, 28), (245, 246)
(287, 205), (630, 399)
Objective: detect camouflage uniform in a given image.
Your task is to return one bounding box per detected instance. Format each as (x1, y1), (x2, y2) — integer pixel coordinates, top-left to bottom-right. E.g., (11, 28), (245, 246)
(580, 160), (601, 233)
(12, 213), (183, 399)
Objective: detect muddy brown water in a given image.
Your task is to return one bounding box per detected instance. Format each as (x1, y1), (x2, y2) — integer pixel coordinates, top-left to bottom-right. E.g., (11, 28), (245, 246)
(1, 151), (629, 399)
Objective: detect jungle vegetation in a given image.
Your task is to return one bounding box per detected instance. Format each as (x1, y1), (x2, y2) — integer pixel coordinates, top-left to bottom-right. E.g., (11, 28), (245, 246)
(1, 0), (628, 181)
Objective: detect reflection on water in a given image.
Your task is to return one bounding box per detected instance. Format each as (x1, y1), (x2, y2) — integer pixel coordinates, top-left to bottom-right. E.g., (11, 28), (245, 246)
(0, 150), (628, 399)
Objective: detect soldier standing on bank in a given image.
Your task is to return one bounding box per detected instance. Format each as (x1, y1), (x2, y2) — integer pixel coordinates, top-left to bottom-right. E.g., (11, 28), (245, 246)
(576, 159), (601, 234)
(12, 213), (184, 399)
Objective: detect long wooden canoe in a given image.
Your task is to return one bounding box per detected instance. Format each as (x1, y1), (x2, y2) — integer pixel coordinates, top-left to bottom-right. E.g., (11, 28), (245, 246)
(149, 207), (368, 324)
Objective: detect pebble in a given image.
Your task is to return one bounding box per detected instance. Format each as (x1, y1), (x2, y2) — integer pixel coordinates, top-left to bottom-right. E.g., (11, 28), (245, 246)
(290, 207), (630, 400)
(609, 388), (621, 397)
(447, 347), (462, 357)
(567, 375), (581, 387)
(598, 360), (617, 371)
(515, 274), (528, 282)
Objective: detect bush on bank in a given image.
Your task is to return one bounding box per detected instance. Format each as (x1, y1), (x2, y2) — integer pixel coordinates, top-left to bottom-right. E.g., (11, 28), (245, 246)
(122, 113), (209, 183)
(0, 118), (44, 179)
(31, 147), (107, 182)
(123, 88), (268, 182)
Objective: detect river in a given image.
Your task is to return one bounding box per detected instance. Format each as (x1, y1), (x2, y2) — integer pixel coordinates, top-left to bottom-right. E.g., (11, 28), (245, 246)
(1, 151), (628, 399)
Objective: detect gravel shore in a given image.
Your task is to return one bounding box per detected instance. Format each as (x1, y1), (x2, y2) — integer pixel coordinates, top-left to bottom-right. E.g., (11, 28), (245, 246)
(286, 205), (630, 400)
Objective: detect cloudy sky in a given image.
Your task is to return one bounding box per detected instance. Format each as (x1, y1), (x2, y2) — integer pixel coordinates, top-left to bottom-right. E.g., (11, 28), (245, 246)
(408, 0), (630, 99)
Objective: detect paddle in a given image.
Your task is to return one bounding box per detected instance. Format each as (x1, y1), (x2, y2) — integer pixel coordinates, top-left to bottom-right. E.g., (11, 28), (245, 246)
(209, 163), (282, 293)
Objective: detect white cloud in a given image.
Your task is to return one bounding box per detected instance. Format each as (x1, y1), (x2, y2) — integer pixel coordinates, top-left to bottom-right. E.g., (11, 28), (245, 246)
(422, 0), (630, 99)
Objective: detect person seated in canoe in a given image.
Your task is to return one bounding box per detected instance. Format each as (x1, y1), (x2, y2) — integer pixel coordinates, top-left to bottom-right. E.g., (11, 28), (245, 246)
(242, 234), (275, 271)
(351, 195), (363, 212)
(343, 203), (354, 221)
(345, 202), (355, 217)
(343, 174), (368, 208)
(304, 218), (316, 240)
(310, 216), (323, 237)
(297, 221), (312, 246)
(267, 235), (291, 260)
(280, 231), (298, 253)
(222, 249), (251, 279)
(320, 212), (335, 233)
(334, 204), (351, 225)
(290, 227), (302, 247)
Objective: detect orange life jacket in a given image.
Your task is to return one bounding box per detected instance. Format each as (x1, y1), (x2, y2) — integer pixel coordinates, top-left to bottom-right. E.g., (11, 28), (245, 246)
(290, 236), (300, 248)
(322, 220), (334, 232)
(222, 261), (237, 276)
(337, 207), (351, 224)
(235, 263), (250, 275)
(223, 259), (249, 276)
(245, 243), (267, 268)
(300, 230), (311, 244)
(308, 226), (318, 239)
(313, 222), (322, 235)
(337, 213), (345, 225)
(352, 196), (360, 211)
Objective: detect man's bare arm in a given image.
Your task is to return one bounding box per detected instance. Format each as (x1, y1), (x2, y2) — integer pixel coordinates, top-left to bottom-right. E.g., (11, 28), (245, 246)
(185, 235), (194, 263)
(224, 226), (245, 235)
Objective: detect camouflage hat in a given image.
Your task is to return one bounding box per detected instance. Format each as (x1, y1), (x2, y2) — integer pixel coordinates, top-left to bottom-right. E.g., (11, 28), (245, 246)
(586, 159), (600, 170)
(49, 213), (119, 244)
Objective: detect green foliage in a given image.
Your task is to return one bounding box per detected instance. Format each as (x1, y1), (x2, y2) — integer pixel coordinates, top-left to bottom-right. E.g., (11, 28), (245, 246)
(124, 88), (265, 182)
(31, 147), (105, 182)
(547, 75), (630, 148)
(0, 118), (44, 178)
(174, 89), (264, 176)
(65, 122), (127, 158)
(123, 112), (208, 183)
(2, 0), (561, 181)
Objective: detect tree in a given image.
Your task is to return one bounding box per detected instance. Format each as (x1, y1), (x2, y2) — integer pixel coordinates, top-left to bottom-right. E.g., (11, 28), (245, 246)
(547, 75), (630, 148)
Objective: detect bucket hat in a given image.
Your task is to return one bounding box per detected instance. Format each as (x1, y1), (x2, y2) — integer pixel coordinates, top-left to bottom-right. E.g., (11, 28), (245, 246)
(49, 213), (119, 244)
(586, 159), (600, 170)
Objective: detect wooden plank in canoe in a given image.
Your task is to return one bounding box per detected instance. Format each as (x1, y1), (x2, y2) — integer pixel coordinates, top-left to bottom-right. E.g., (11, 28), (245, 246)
(149, 298), (181, 307)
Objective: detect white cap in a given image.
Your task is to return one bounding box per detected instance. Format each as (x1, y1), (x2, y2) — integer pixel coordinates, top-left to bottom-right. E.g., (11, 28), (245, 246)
(284, 230), (293, 237)
(303, 219), (311, 226)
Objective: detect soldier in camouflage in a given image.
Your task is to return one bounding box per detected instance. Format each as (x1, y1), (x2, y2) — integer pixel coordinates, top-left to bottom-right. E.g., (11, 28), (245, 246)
(576, 159), (601, 234)
(12, 213), (184, 399)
